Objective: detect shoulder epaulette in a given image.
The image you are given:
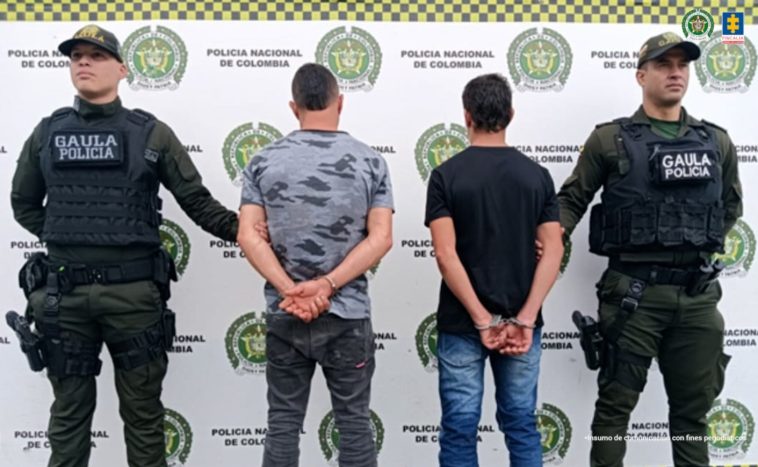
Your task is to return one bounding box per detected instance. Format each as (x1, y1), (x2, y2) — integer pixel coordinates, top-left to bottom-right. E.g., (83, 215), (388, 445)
(700, 119), (728, 134)
(50, 107), (74, 121)
(128, 108), (157, 125)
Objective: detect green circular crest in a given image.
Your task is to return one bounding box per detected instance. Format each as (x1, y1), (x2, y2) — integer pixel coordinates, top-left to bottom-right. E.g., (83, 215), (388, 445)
(537, 403), (572, 464)
(222, 122), (283, 186)
(319, 409), (384, 465)
(159, 218), (190, 278)
(415, 313), (438, 372)
(559, 236), (572, 277)
(164, 408), (193, 466)
(696, 32), (756, 93)
(682, 8), (715, 41)
(123, 25), (187, 91)
(366, 261), (381, 280)
(707, 398), (754, 459)
(225, 311), (267, 375)
(414, 123), (468, 183)
(713, 219), (755, 278)
(508, 28), (573, 92)
(316, 26), (382, 92)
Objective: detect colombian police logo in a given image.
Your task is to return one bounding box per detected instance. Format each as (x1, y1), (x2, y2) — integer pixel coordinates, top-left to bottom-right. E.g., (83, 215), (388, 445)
(164, 408), (193, 466)
(222, 122), (283, 186)
(696, 32), (756, 93)
(415, 313), (438, 372)
(316, 26), (381, 92)
(681, 8), (715, 41)
(225, 311), (267, 375)
(559, 236), (572, 278)
(366, 261), (381, 280)
(537, 403), (572, 464)
(319, 409), (384, 466)
(415, 123), (468, 183)
(707, 398), (754, 459)
(714, 219), (755, 278)
(159, 219), (190, 278)
(508, 28), (572, 92)
(123, 26), (187, 91)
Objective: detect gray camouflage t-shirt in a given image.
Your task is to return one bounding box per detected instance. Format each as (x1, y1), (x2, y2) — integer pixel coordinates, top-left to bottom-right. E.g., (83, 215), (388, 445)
(241, 130), (394, 319)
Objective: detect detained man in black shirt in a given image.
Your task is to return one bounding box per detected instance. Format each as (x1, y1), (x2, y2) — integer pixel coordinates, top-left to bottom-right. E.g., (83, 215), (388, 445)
(425, 73), (564, 467)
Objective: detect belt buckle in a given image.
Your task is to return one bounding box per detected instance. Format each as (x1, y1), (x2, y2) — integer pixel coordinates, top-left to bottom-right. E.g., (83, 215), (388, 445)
(89, 268), (106, 284)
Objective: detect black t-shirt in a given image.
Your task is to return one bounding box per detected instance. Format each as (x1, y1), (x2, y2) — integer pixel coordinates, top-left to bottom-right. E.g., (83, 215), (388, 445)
(424, 146), (560, 334)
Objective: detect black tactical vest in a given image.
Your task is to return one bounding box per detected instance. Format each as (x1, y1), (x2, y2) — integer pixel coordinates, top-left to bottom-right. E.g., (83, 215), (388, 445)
(589, 118), (725, 255)
(39, 107), (162, 246)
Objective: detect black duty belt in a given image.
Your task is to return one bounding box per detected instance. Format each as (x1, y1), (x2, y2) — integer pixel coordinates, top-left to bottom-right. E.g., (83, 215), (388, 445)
(608, 258), (699, 286)
(50, 256), (158, 288)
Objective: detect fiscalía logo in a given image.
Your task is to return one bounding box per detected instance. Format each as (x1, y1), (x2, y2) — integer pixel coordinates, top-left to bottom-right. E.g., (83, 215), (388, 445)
(316, 26), (382, 92)
(123, 25), (187, 91)
(714, 219), (754, 277)
(508, 28), (572, 92)
(159, 218), (190, 278)
(222, 122), (283, 186)
(722, 12), (745, 45)
(707, 398), (754, 459)
(319, 409), (384, 466)
(682, 8), (715, 41)
(164, 408), (193, 466)
(696, 32), (756, 93)
(415, 313), (438, 372)
(414, 123), (468, 183)
(225, 311), (267, 375)
(537, 403), (572, 464)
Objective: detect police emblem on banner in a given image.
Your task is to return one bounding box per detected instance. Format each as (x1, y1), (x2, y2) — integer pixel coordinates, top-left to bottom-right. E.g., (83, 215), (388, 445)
(159, 219), (191, 278)
(415, 313), (438, 372)
(707, 398), (754, 459)
(681, 8), (715, 41)
(164, 408), (193, 467)
(222, 122), (283, 186)
(225, 311), (267, 375)
(319, 409), (384, 466)
(714, 219), (755, 278)
(414, 123), (468, 183)
(508, 28), (572, 92)
(559, 236), (572, 278)
(123, 25), (187, 91)
(537, 403), (572, 464)
(316, 26), (382, 92)
(696, 32), (756, 94)
(366, 261), (380, 280)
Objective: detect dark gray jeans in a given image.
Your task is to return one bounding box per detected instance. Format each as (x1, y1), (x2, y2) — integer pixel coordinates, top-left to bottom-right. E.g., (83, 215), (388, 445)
(262, 312), (376, 467)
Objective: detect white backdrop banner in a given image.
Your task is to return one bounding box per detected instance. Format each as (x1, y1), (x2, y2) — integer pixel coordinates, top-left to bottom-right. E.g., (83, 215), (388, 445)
(0, 17), (756, 467)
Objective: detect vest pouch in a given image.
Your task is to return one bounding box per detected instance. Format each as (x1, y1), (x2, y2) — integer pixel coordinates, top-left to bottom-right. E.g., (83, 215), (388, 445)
(681, 203), (709, 246)
(589, 204), (607, 254)
(628, 204), (657, 246)
(707, 206), (726, 250)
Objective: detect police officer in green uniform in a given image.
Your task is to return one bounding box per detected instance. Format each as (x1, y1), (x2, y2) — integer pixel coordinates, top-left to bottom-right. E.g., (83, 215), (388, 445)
(10, 25), (238, 467)
(558, 32), (742, 466)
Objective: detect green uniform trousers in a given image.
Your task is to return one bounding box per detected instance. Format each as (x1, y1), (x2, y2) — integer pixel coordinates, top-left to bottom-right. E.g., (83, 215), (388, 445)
(589, 268), (730, 467)
(30, 280), (168, 467)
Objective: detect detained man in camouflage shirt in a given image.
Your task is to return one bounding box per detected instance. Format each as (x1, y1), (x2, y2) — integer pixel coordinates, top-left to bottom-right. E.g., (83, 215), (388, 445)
(10, 25), (238, 467)
(238, 63), (394, 467)
(558, 32), (742, 466)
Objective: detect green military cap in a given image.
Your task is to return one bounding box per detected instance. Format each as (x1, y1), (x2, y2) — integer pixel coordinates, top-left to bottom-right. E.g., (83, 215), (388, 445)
(58, 24), (122, 62)
(637, 32), (700, 68)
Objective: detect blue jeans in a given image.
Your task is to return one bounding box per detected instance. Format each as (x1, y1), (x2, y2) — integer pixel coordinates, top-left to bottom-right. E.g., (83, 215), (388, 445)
(438, 330), (542, 467)
(262, 313), (376, 467)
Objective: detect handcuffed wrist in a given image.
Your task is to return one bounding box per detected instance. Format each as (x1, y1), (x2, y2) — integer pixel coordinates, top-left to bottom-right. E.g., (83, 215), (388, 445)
(474, 314), (502, 330)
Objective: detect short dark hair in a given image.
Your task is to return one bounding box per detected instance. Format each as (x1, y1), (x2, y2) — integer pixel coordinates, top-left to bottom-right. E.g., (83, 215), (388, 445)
(462, 74), (513, 132)
(291, 63), (339, 111)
